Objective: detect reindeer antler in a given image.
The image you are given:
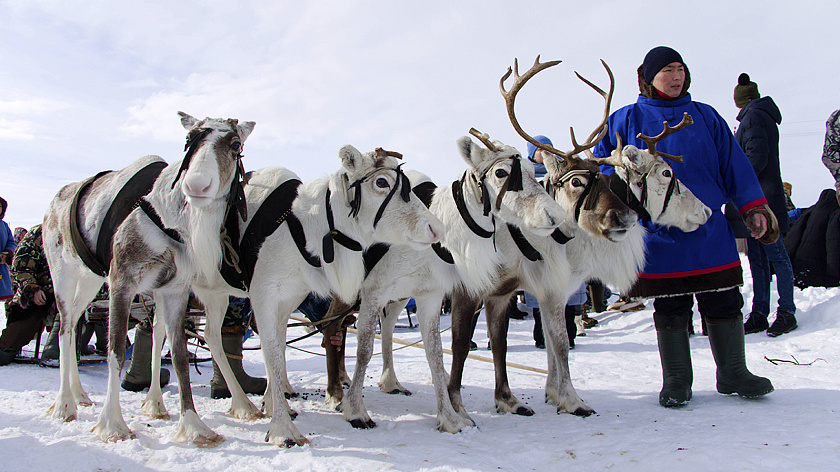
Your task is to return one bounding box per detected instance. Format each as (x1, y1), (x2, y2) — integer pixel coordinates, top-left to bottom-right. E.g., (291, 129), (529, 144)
(501, 56), (614, 160)
(588, 132), (625, 167)
(374, 147), (403, 160)
(469, 128), (497, 151)
(636, 113), (693, 163)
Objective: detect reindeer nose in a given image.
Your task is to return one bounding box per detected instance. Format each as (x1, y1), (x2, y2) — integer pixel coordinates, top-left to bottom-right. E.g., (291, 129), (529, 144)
(184, 173), (212, 196)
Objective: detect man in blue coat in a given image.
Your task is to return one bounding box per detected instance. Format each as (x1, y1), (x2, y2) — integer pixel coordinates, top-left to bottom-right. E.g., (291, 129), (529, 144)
(733, 74), (797, 337)
(593, 46), (778, 407)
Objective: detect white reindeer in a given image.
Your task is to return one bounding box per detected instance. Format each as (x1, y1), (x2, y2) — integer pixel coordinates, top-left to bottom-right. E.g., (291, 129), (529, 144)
(187, 146), (445, 447)
(330, 131), (565, 433)
(42, 112), (255, 445)
(447, 58), (711, 418)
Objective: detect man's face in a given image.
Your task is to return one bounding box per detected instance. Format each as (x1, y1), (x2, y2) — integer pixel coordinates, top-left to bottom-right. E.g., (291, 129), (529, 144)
(652, 62), (685, 98)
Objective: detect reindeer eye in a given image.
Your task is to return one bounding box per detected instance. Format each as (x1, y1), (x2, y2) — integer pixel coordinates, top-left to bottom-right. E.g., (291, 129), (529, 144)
(495, 169), (509, 179)
(571, 177), (585, 188)
(230, 141), (241, 152)
(375, 177), (390, 189)
(662, 169), (672, 178)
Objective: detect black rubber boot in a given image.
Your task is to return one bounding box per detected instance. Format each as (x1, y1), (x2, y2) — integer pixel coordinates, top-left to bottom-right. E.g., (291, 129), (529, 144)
(588, 281), (607, 313)
(656, 329), (693, 407)
(121, 321), (170, 392)
(706, 316), (774, 398)
(506, 295), (528, 320)
(210, 327), (267, 399)
(564, 305), (577, 349)
(0, 348), (16, 366)
(39, 317), (61, 367)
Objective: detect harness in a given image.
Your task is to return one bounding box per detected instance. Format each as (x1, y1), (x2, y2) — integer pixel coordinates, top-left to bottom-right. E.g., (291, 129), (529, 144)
(70, 161), (181, 277)
(609, 166), (679, 221)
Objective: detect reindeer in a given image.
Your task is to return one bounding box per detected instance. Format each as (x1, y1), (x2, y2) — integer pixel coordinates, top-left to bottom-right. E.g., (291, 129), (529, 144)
(445, 57), (712, 418)
(185, 146), (445, 447)
(321, 133), (565, 434)
(42, 112), (255, 445)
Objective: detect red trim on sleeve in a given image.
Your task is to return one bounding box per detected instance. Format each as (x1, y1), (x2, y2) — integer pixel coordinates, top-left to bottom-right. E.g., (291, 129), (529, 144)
(738, 198), (767, 217)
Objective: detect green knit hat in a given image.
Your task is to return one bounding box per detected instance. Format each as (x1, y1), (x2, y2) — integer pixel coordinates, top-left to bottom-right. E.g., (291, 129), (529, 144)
(734, 73), (760, 108)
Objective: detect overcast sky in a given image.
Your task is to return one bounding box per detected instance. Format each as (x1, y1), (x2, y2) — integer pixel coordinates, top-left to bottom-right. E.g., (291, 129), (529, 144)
(1, 0), (837, 230)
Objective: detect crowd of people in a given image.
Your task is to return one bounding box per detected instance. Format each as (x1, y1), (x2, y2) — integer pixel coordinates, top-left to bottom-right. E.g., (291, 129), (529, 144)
(2, 45), (839, 411)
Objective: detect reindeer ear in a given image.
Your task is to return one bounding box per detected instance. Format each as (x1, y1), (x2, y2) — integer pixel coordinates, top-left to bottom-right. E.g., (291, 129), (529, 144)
(179, 112), (198, 130)
(339, 145), (366, 174)
(456, 136), (481, 168)
(238, 121), (256, 141)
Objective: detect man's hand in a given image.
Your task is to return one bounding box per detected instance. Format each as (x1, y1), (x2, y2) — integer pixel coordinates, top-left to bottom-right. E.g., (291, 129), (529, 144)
(32, 288), (47, 306)
(329, 331), (343, 349)
(747, 212), (768, 239)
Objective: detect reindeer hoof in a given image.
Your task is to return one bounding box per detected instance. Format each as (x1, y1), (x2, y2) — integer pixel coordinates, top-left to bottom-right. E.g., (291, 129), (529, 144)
(386, 388), (412, 396)
(571, 407), (595, 417)
(350, 418), (377, 429)
(284, 392), (299, 400)
(514, 406), (534, 416)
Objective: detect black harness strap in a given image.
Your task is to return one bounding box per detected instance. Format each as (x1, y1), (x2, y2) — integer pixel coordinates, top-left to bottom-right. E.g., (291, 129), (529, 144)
(609, 172), (652, 220)
(220, 179), (306, 290)
(323, 188), (363, 264)
(551, 228), (573, 244)
(287, 213), (322, 268)
(506, 224), (543, 261)
(70, 170), (113, 277)
(363, 243), (391, 278)
(137, 200), (183, 243)
(97, 161), (170, 269)
(452, 180), (494, 239)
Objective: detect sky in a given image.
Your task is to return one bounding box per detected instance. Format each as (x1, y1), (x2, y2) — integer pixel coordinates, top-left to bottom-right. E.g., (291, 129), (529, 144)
(1, 260), (838, 471)
(2, 0), (839, 229)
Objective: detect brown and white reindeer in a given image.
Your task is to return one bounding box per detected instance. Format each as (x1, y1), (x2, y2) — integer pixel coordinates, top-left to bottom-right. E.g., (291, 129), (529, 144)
(321, 132), (564, 434)
(42, 112), (255, 445)
(446, 57), (712, 418)
(188, 146), (445, 447)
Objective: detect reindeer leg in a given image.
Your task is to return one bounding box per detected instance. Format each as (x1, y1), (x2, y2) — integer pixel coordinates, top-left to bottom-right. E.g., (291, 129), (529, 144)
(140, 300), (169, 420)
(416, 294), (475, 432)
(48, 275), (100, 421)
(322, 298), (354, 408)
(378, 300), (410, 395)
(253, 292), (308, 447)
(341, 295), (378, 429)
(161, 288), (223, 447)
(486, 291), (533, 416)
(197, 290), (263, 421)
(540, 293), (594, 417)
(92, 286), (136, 442)
(447, 287), (481, 417)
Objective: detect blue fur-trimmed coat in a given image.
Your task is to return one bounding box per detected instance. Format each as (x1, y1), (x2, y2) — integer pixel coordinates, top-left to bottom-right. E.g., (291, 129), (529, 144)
(1, 220), (15, 300)
(593, 94), (767, 298)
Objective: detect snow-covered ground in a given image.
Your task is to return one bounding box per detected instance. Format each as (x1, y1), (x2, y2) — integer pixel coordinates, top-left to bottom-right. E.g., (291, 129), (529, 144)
(1, 255), (838, 472)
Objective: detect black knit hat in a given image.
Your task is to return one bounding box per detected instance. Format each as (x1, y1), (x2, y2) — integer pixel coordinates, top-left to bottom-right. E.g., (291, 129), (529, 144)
(642, 46), (684, 84)
(734, 73), (760, 108)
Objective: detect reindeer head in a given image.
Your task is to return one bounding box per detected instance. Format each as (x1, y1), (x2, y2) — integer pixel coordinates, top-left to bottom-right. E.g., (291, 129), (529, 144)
(593, 113), (712, 232)
(501, 56), (636, 242)
(456, 130), (564, 236)
(338, 145), (444, 250)
(543, 153), (637, 242)
(176, 112), (255, 212)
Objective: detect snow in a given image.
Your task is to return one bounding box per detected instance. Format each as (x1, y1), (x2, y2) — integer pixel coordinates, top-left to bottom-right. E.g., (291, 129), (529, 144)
(1, 255), (838, 472)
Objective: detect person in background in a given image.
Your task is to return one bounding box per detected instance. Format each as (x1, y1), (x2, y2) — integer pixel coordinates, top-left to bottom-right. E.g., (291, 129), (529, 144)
(732, 73), (797, 337)
(593, 46), (776, 408)
(822, 108), (840, 206)
(783, 182), (795, 212)
(13, 227), (27, 246)
(0, 225), (52, 366)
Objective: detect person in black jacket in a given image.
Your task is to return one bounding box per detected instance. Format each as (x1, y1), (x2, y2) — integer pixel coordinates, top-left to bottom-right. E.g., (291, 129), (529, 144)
(733, 73), (797, 337)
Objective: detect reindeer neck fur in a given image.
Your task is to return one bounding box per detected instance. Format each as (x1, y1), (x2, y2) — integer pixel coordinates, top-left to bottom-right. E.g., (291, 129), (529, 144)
(567, 220), (645, 293)
(144, 160), (229, 285)
(495, 225), (573, 302)
(430, 177), (502, 297)
(291, 173), (367, 303)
